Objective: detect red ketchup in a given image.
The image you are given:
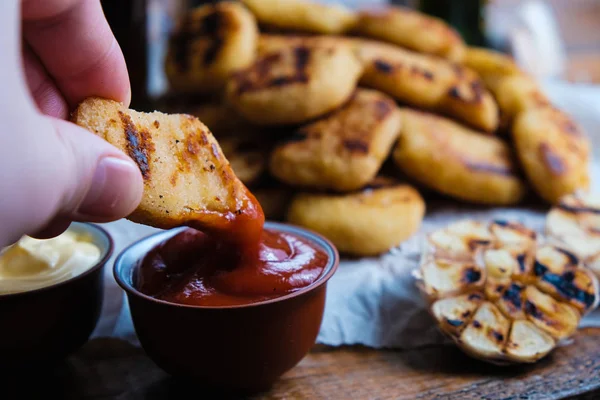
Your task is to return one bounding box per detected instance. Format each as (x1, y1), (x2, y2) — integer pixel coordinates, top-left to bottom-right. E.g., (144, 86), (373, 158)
(137, 228), (328, 307)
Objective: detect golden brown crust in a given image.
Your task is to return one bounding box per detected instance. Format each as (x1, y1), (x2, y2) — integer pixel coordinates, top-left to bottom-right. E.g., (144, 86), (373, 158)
(257, 34), (355, 56)
(463, 47), (551, 126)
(494, 75), (551, 127)
(226, 41), (363, 125)
(230, 47), (312, 95)
(463, 47), (522, 92)
(355, 6), (465, 61)
(462, 46), (588, 203)
(513, 107), (590, 204)
(165, 2), (258, 94)
(257, 35), (487, 130)
(393, 109), (527, 205)
(241, 0), (358, 34)
(353, 39), (498, 132)
(71, 97), (262, 237)
(269, 89), (401, 191)
(287, 177), (425, 256)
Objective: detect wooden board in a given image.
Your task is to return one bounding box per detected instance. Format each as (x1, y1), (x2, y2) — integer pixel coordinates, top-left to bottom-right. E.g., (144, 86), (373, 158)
(5, 328), (600, 399)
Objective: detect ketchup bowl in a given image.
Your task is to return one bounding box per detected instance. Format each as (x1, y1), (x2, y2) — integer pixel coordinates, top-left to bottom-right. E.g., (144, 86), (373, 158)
(114, 222), (339, 392)
(0, 222), (113, 371)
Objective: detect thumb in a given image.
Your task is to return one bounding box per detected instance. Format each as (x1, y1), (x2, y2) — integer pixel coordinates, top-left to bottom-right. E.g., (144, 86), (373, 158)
(19, 116), (144, 240)
(50, 117), (144, 221)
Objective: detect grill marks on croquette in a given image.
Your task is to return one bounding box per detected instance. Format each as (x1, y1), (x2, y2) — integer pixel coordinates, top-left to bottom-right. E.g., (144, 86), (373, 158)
(411, 113), (518, 178)
(447, 80), (485, 105)
(119, 111), (227, 191)
(119, 111), (155, 179)
(176, 118), (211, 173)
(233, 46), (313, 95)
(372, 59), (435, 81)
(372, 58), (487, 107)
(171, 7), (232, 70)
(539, 142), (567, 176)
(278, 91), (396, 157)
(170, 117), (231, 188)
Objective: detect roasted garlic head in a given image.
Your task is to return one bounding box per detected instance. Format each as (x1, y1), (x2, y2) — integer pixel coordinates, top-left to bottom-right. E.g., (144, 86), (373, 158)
(418, 219), (599, 364)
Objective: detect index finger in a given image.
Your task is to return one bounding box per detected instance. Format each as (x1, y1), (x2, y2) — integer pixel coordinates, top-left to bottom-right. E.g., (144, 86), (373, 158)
(22, 0), (131, 109)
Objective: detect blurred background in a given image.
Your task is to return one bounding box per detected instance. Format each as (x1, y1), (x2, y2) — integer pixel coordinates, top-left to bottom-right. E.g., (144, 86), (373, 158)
(101, 0), (600, 110)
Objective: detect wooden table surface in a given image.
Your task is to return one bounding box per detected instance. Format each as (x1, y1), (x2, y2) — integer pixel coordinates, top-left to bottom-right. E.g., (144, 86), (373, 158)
(6, 328), (600, 399)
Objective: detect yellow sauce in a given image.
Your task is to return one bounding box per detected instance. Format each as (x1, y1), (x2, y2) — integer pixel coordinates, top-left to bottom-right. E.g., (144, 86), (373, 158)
(0, 231), (101, 295)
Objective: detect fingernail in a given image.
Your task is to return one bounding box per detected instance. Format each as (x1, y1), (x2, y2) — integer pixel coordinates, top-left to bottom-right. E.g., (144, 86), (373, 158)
(77, 156), (142, 218)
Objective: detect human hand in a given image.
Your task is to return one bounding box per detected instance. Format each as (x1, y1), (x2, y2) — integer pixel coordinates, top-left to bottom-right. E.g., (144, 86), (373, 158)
(0, 0), (144, 248)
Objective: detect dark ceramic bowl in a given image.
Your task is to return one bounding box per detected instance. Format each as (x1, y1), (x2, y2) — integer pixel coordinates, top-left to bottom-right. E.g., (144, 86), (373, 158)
(0, 222), (113, 370)
(115, 222), (339, 392)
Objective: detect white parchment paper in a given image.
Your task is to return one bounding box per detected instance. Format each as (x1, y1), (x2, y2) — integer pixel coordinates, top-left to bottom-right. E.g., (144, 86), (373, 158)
(93, 81), (600, 349)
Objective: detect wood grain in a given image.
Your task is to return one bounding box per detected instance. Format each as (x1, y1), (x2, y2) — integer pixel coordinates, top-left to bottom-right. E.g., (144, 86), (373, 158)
(5, 328), (600, 399)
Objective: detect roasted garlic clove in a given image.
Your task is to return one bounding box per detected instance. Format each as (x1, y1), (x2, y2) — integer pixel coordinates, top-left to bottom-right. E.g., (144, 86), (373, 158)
(484, 248), (518, 279)
(533, 245), (599, 314)
(427, 220), (493, 259)
(459, 302), (510, 360)
(505, 320), (555, 363)
(482, 248), (517, 300)
(536, 268), (599, 315)
(534, 245), (580, 275)
(421, 259), (485, 299)
(495, 282), (526, 320)
(488, 220), (537, 282)
(523, 285), (580, 341)
(431, 292), (484, 337)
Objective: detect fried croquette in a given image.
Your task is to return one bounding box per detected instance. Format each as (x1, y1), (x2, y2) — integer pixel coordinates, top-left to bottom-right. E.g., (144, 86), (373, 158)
(165, 2), (259, 94)
(241, 0), (357, 34)
(393, 109), (527, 205)
(226, 42), (363, 125)
(355, 6), (465, 61)
(513, 107), (590, 204)
(72, 97), (262, 240)
(355, 39), (498, 132)
(287, 177), (425, 256)
(269, 89), (401, 191)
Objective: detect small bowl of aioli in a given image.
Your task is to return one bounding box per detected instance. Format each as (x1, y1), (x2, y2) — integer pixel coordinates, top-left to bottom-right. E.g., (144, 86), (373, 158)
(0, 222), (112, 370)
(114, 221), (339, 392)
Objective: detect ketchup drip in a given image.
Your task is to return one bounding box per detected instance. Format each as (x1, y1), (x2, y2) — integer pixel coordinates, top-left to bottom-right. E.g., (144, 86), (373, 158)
(186, 189), (266, 261)
(137, 193), (328, 307)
